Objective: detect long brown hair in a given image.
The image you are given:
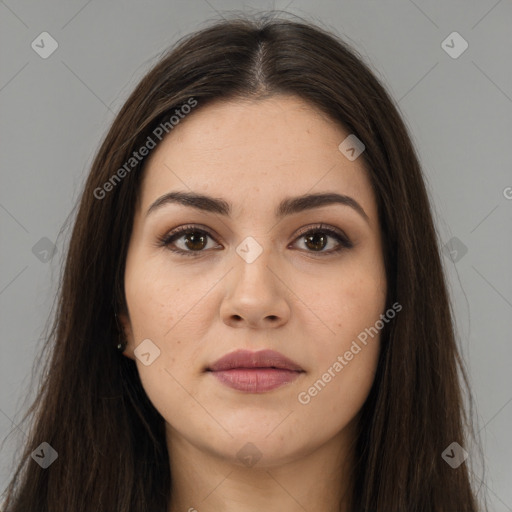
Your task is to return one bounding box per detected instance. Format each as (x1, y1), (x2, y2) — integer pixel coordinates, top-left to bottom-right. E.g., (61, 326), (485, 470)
(2, 13), (483, 511)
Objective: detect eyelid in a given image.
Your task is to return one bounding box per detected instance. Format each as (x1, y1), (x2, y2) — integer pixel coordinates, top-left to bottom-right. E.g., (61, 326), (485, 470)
(157, 222), (353, 256)
(292, 223), (351, 244)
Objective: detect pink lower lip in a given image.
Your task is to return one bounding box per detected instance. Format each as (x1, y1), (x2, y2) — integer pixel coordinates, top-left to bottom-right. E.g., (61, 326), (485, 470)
(209, 368), (303, 392)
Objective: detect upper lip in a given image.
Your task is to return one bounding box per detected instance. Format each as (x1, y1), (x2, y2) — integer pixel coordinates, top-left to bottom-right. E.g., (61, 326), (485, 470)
(207, 349), (304, 372)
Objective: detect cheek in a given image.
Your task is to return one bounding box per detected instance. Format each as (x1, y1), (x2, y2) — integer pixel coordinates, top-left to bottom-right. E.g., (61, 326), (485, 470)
(125, 259), (204, 339)
(123, 263), (192, 388)
(296, 341), (380, 448)
(299, 263), (386, 349)
(123, 260), (206, 421)
(294, 277), (384, 439)
(307, 282), (383, 402)
(294, 262), (385, 409)
(334, 279), (386, 338)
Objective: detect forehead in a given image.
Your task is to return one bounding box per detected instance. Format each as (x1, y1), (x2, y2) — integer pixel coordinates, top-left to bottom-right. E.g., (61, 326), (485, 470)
(137, 95), (377, 222)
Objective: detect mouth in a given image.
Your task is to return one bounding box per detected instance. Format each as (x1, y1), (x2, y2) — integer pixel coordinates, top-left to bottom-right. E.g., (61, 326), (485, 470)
(206, 349), (305, 393)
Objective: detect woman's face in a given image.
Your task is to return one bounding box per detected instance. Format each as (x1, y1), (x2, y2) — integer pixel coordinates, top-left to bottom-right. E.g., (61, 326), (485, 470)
(120, 94), (387, 468)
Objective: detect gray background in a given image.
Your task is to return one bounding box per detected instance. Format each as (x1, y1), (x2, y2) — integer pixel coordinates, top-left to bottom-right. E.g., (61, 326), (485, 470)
(1, 0), (511, 509)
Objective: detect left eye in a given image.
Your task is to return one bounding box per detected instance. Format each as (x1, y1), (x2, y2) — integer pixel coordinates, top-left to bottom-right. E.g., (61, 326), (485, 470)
(158, 224), (352, 257)
(292, 227), (352, 254)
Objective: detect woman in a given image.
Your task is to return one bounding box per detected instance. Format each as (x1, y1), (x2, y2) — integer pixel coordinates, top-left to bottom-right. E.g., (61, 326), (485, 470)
(2, 14), (482, 511)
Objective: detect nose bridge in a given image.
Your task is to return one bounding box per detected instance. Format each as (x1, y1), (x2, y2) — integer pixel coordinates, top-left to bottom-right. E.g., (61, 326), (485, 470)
(220, 234), (290, 328)
(233, 234), (277, 295)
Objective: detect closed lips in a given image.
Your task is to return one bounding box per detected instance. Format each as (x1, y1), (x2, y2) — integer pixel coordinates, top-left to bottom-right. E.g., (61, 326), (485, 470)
(206, 349), (305, 393)
(207, 349), (304, 372)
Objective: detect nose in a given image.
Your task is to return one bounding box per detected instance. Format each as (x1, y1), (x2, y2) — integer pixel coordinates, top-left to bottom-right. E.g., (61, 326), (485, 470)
(220, 247), (291, 329)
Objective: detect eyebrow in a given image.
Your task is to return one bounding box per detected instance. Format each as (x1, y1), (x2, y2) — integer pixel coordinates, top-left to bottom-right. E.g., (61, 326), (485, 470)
(146, 191), (370, 224)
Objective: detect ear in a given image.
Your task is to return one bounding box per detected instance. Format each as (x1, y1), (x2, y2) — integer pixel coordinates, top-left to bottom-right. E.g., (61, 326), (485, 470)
(117, 311), (135, 360)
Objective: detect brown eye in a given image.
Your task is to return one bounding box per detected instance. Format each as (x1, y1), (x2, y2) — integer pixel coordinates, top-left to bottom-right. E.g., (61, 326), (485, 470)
(159, 226), (220, 257)
(182, 231), (208, 251)
(159, 223), (352, 258)
(304, 232), (328, 251)
(292, 225), (353, 255)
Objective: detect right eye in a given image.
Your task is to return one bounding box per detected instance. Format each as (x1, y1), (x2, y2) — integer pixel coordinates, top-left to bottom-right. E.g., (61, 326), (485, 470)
(157, 225), (222, 257)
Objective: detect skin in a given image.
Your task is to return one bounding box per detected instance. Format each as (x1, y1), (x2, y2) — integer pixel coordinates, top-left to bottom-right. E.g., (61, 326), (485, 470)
(119, 94), (387, 512)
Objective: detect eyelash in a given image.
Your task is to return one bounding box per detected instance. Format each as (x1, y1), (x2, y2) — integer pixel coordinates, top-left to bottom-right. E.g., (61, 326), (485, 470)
(156, 223), (353, 258)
